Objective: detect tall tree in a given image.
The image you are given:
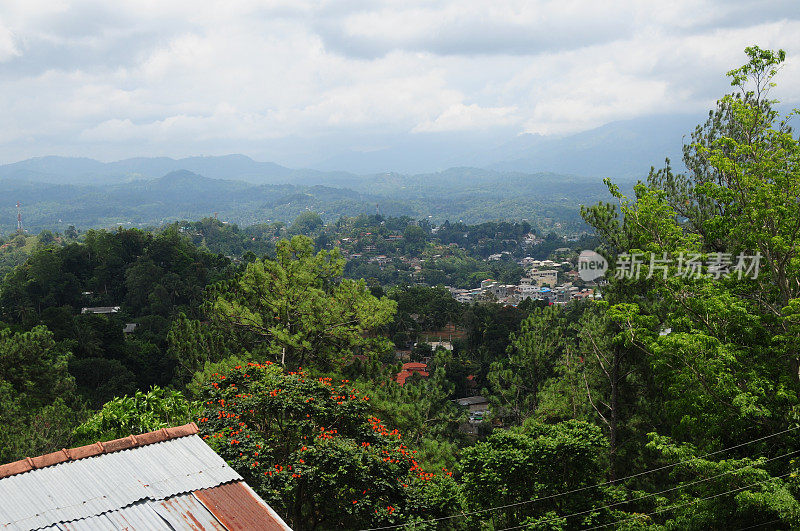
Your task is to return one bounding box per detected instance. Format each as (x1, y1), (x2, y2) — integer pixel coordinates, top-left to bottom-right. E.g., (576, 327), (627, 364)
(210, 236), (397, 368)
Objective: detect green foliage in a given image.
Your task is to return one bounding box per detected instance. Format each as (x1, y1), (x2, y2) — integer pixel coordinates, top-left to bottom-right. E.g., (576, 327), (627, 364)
(0, 325), (84, 462)
(0, 325), (75, 409)
(574, 45), (800, 527)
(210, 235), (396, 368)
(358, 350), (466, 470)
(167, 313), (240, 387)
(197, 362), (462, 530)
(74, 386), (198, 445)
(639, 433), (800, 529)
(458, 420), (619, 528)
(288, 211), (324, 236)
(486, 305), (573, 424)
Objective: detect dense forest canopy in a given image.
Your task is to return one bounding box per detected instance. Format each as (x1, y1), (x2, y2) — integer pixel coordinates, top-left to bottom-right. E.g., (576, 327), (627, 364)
(1, 47), (799, 529)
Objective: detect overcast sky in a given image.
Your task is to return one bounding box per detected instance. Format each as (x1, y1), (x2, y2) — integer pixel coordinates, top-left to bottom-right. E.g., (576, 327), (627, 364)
(0, 0), (798, 165)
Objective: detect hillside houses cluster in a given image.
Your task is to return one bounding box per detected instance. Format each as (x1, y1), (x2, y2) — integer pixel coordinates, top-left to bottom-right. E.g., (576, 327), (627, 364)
(448, 258), (599, 306)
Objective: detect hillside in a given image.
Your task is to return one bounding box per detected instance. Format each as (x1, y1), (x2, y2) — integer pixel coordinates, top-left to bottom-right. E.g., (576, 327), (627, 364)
(0, 167), (629, 234)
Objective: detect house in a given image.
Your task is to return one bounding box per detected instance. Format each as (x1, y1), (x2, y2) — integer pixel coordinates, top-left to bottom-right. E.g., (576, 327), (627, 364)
(0, 423), (291, 530)
(81, 306), (121, 314)
(427, 340), (453, 351)
(455, 395), (490, 414)
(480, 279), (496, 291)
(396, 362), (429, 386)
(123, 323), (138, 333)
(529, 270), (558, 287)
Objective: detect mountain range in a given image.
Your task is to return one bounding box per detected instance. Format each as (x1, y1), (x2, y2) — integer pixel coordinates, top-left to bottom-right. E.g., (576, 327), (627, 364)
(0, 112), (706, 234)
(0, 113), (701, 186)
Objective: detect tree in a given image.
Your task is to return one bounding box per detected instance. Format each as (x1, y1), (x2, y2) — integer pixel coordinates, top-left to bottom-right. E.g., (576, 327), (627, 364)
(578, 46), (800, 526)
(197, 362), (461, 530)
(210, 236), (397, 368)
(639, 433), (800, 529)
(485, 305), (571, 425)
(167, 313), (239, 386)
(360, 349), (466, 470)
(458, 420), (623, 529)
(0, 326), (83, 462)
(73, 386), (198, 444)
(289, 211), (324, 236)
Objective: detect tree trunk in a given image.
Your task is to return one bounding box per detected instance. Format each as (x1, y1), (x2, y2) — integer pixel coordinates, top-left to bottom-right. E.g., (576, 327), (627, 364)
(609, 347), (620, 482)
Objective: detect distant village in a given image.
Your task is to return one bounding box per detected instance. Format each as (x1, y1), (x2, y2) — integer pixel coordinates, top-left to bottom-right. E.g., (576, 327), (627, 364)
(447, 256), (599, 306)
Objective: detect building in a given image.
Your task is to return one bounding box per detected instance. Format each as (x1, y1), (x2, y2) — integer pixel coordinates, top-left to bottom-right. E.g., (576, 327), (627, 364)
(529, 270), (558, 287)
(81, 306), (121, 314)
(448, 287), (481, 304)
(396, 362), (429, 386)
(0, 423), (291, 530)
(455, 395), (489, 413)
(480, 279), (497, 291)
(427, 340), (453, 351)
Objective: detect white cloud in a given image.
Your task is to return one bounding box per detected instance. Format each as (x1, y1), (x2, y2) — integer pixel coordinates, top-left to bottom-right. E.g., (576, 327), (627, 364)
(414, 104), (520, 132)
(0, 0), (798, 163)
(0, 22), (19, 62)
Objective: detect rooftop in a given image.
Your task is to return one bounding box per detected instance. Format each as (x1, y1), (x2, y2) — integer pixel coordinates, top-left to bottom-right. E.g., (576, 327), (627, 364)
(456, 395), (489, 406)
(80, 306), (121, 314)
(0, 423), (290, 530)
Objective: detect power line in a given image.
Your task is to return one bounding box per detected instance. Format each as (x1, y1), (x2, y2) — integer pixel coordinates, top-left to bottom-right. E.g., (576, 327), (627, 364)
(357, 425), (799, 531)
(497, 449), (800, 531)
(581, 471), (794, 530)
(733, 518), (784, 531)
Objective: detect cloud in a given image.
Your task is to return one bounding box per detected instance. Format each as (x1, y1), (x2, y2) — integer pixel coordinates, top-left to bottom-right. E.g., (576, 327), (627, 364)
(0, 22), (19, 62)
(0, 0), (798, 164)
(413, 104), (520, 132)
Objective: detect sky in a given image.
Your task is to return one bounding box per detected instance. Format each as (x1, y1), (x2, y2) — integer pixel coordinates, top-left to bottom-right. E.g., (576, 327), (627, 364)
(0, 0), (799, 167)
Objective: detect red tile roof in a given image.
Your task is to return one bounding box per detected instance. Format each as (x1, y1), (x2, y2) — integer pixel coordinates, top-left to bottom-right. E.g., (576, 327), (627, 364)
(402, 362), (427, 371)
(0, 422), (199, 479)
(396, 369), (430, 386)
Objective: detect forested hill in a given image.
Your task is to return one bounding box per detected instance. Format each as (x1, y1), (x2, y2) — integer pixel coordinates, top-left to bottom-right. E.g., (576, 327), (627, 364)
(0, 167), (622, 234)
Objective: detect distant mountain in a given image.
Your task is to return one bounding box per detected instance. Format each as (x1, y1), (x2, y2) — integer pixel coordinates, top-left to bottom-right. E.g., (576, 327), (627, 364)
(482, 114), (696, 179)
(302, 113), (701, 177)
(0, 167), (623, 235)
(0, 155), (355, 186)
(0, 113), (705, 185)
(0, 111), (708, 233)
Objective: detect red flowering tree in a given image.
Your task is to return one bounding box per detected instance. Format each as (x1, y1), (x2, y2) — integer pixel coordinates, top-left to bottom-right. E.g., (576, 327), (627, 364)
(198, 362), (461, 530)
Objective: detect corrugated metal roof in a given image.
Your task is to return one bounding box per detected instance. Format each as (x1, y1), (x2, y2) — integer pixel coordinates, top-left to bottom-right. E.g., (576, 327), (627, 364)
(39, 492), (228, 530)
(155, 492), (228, 530)
(0, 435), (241, 530)
(194, 482), (291, 530)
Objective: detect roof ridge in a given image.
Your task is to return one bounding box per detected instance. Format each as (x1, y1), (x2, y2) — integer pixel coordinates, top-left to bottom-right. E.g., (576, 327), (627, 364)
(0, 422), (199, 480)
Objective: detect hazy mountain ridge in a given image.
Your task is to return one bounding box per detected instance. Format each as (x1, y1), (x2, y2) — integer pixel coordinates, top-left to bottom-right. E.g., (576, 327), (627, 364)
(0, 166), (623, 234)
(0, 113), (697, 233)
(0, 113), (706, 184)
(0, 154), (356, 186)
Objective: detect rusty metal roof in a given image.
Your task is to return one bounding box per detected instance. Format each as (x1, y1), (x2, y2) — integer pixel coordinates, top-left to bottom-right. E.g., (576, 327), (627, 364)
(194, 482), (291, 530)
(0, 423), (291, 530)
(40, 493), (227, 530)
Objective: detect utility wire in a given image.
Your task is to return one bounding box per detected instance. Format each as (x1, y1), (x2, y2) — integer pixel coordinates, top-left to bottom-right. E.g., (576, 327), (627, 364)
(357, 424), (799, 531)
(496, 449), (800, 531)
(732, 518), (785, 531)
(580, 471), (793, 530)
